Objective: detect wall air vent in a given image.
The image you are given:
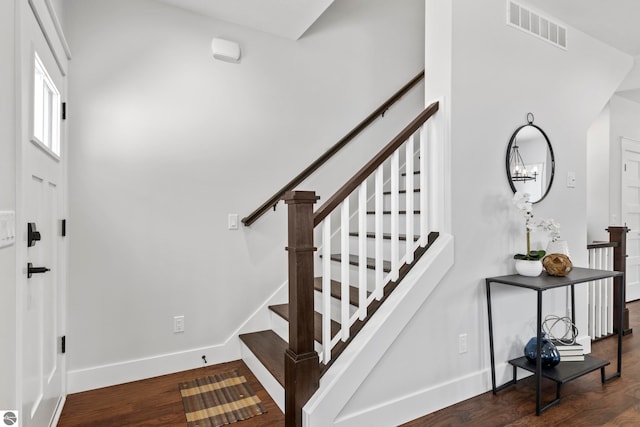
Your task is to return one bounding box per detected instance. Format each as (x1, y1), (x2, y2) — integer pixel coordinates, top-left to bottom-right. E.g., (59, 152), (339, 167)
(507, 1), (567, 49)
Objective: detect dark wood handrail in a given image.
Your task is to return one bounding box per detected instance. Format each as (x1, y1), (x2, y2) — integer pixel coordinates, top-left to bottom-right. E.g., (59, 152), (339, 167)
(313, 101), (439, 227)
(587, 242), (619, 250)
(241, 70), (425, 226)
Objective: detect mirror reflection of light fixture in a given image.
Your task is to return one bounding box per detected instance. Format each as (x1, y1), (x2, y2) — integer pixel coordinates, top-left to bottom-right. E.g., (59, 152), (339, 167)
(509, 141), (538, 182)
(505, 112), (555, 204)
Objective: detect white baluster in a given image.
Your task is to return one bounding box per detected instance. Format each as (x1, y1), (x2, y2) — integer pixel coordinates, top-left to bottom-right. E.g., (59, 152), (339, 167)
(588, 249), (596, 338)
(606, 247), (614, 334)
(391, 150), (400, 281)
(596, 248), (603, 338)
(419, 125), (428, 245)
(375, 165), (384, 300)
(322, 217), (332, 362)
(358, 181), (367, 320)
(341, 198), (350, 341)
(405, 137), (414, 263)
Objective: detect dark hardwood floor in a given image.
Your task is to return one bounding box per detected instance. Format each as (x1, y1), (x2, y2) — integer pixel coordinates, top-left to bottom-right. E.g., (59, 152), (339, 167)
(59, 302), (640, 426)
(402, 301), (640, 427)
(58, 360), (284, 426)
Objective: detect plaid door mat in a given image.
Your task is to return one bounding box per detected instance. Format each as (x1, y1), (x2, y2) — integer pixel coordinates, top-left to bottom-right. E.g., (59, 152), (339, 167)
(179, 370), (267, 427)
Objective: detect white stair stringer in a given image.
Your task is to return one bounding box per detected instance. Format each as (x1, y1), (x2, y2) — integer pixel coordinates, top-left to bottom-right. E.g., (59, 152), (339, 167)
(303, 233), (454, 427)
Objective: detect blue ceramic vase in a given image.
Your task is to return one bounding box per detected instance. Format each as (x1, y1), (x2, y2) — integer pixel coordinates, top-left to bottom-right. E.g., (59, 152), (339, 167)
(524, 334), (561, 367)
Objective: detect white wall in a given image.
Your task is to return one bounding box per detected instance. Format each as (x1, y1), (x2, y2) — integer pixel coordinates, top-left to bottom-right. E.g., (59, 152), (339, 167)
(63, 0), (425, 391)
(334, 0), (631, 423)
(0, 0), (16, 410)
(587, 104), (611, 242)
(608, 95), (640, 224)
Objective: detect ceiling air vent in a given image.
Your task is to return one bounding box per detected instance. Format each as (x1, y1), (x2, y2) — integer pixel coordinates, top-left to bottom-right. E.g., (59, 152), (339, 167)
(507, 1), (567, 49)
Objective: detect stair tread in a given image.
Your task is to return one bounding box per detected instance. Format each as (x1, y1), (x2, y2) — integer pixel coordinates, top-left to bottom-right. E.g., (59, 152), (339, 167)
(269, 303), (340, 343)
(348, 232), (419, 242)
(313, 277), (363, 306)
(366, 210), (420, 215)
(383, 189), (420, 195)
(239, 330), (286, 387)
(329, 254), (392, 272)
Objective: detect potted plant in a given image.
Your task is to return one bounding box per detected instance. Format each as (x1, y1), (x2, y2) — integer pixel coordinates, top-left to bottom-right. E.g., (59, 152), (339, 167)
(512, 192), (546, 276)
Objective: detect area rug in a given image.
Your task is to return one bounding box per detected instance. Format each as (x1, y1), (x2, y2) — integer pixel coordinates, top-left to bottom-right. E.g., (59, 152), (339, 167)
(179, 370), (267, 427)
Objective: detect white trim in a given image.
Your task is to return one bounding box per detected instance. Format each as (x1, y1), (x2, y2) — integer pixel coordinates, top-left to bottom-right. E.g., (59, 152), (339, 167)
(334, 369), (487, 427)
(44, 0), (72, 60)
(240, 341), (284, 411)
(27, 0), (67, 76)
(67, 279), (288, 393)
(304, 233), (454, 426)
(67, 340), (242, 394)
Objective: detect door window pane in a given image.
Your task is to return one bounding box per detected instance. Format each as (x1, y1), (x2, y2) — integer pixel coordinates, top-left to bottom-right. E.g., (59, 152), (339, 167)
(33, 52), (60, 156)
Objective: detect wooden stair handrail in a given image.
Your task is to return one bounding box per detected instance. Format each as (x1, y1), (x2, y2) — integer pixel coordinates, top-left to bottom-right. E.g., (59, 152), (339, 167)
(241, 70), (425, 227)
(314, 101), (439, 227)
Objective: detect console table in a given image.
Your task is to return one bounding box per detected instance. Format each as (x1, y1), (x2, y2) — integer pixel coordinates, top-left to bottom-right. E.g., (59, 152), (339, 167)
(485, 267), (624, 415)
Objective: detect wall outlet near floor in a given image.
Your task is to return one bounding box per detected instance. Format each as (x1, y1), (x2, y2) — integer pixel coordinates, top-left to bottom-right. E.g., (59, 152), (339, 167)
(173, 315), (185, 333)
(459, 333), (468, 354)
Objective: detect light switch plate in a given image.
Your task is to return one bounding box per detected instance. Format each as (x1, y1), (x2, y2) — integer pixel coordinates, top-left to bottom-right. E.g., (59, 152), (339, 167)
(228, 214), (239, 230)
(0, 211), (16, 248)
(567, 171), (576, 188)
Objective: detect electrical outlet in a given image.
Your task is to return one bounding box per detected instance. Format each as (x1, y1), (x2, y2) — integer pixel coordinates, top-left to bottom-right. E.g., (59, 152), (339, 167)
(173, 315), (185, 333)
(459, 333), (468, 354)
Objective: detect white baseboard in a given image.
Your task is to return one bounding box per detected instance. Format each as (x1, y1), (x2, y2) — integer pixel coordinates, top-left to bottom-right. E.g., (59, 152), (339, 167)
(334, 369), (487, 427)
(67, 281), (288, 394)
(67, 340), (242, 394)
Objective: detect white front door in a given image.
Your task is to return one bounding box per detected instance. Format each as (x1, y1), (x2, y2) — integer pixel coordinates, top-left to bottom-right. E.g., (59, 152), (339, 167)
(18, 1), (68, 425)
(621, 137), (640, 302)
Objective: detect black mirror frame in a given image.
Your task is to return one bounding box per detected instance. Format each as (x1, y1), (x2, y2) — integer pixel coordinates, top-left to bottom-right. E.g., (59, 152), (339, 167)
(505, 121), (555, 204)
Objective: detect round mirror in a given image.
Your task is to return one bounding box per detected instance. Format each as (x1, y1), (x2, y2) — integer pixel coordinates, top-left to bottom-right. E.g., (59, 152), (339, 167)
(505, 114), (554, 203)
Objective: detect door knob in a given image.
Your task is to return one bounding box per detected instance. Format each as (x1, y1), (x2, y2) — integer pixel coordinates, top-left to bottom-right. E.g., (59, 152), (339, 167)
(28, 223), (41, 247)
(27, 262), (50, 278)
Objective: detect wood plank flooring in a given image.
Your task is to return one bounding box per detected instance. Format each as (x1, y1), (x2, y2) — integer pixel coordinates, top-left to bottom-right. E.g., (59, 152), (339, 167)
(59, 302), (640, 426)
(402, 300), (640, 427)
(58, 360), (283, 426)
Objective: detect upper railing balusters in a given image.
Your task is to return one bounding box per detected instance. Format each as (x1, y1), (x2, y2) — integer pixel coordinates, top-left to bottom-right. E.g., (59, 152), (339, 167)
(310, 101), (439, 366)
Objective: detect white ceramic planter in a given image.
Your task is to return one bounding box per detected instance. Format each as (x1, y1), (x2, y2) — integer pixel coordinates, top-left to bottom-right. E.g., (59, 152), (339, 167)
(515, 259), (543, 277)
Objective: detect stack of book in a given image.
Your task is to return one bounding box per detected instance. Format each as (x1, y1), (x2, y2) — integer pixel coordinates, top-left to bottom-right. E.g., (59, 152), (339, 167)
(553, 341), (584, 362)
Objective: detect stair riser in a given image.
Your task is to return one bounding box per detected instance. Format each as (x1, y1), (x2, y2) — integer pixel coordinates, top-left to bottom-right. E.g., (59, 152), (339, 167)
(269, 311), (325, 355)
(383, 171), (421, 192)
(366, 213), (421, 235)
(239, 341), (284, 412)
(382, 191), (421, 211)
(323, 259), (387, 288)
(313, 288), (358, 322)
(348, 234), (412, 261)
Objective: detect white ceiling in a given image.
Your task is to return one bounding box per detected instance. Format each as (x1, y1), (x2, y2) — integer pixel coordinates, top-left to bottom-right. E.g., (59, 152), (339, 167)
(154, 0), (334, 40)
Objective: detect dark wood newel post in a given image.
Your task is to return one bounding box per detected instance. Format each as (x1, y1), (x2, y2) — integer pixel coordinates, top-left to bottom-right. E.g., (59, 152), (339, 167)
(608, 226), (633, 336)
(283, 191), (320, 427)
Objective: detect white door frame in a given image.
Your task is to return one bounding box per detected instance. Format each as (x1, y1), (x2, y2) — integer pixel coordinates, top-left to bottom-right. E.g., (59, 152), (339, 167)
(15, 0), (71, 424)
(620, 136), (640, 302)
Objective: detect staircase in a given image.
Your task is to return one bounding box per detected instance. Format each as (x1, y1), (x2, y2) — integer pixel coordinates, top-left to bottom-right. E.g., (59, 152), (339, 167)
(236, 100), (445, 426)
(240, 183), (429, 400)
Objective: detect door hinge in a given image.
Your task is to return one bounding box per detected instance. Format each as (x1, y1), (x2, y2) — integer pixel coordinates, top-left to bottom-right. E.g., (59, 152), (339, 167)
(60, 336), (66, 354)
(62, 102), (67, 120)
(61, 219), (66, 237)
